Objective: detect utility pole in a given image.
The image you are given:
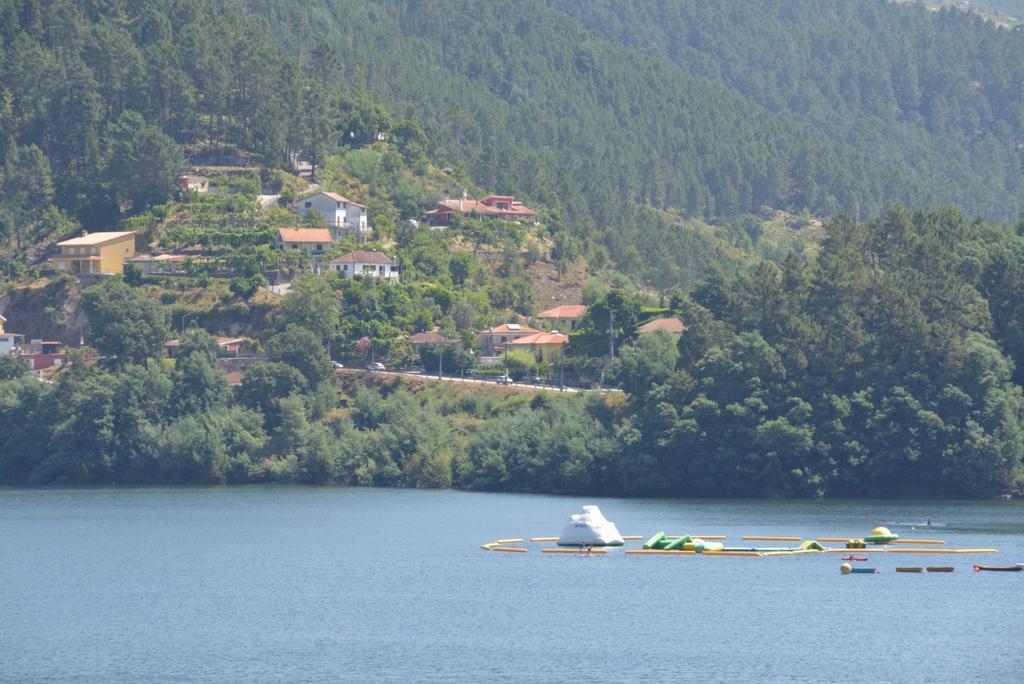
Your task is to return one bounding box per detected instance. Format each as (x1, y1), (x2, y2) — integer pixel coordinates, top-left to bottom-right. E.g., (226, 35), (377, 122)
(608, 308), (616, 358)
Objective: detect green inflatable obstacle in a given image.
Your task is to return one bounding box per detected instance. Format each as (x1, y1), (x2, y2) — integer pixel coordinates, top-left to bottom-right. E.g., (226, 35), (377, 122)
(643, 531), (668, 550)
(864, 526), (899, 544)
(663, 535), (692, 551)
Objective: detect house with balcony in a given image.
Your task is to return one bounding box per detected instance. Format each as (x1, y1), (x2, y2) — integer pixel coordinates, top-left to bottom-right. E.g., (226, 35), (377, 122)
(328, 251), (399, 280)
(477, 323), (544, 356)
(0, 314), (24, 356)
(506, 332), (569, 364)
(298, 191), (371, 243)
(48, 231), (136, 275)
(425, 194), (537, 226)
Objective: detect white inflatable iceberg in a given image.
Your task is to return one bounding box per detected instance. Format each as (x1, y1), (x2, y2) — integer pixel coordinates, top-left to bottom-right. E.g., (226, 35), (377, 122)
(557, 505), (624, 546)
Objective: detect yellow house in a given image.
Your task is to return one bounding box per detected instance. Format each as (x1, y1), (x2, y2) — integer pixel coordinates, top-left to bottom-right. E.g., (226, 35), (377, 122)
(506, 332), (569, 364)
(49, 231), (136, 275)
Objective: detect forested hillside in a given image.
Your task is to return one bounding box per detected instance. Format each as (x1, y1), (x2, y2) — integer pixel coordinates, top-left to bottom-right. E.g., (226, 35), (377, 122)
(232, 0), (1024, 231)
(0, 0), (420, 260)
(555, 0), (1024, 219)
(2, 1), (1024, 497)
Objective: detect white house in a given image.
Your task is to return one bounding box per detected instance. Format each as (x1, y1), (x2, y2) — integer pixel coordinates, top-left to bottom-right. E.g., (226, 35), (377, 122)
(277, 228), (334, 257)
(177, 174), (209, 193)
(0, 314), (23, 355)
(328, 251), (399, 280)
(298, 192), (371, 243)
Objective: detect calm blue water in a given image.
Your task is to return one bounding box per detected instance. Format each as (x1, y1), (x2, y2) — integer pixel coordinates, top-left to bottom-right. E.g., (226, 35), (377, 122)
(2, 488), (1022, 682)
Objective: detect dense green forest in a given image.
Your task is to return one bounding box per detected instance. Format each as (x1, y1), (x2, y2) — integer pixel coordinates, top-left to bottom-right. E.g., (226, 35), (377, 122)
(2, 1), (1024, 497)
(232, 0), (1024, 228)
(2, 208), (1022, 496)
(0, 0), (424, 256)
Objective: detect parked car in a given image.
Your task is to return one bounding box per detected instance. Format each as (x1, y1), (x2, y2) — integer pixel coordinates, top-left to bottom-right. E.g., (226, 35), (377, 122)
(332, 361), (344, 369)
(368, 362), (386, 371)
(496, 374), (513, 384)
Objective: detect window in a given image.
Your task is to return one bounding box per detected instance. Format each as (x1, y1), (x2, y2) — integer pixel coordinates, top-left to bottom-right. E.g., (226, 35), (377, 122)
(305, 202), (312, 208)
(316, 245), (322, 251)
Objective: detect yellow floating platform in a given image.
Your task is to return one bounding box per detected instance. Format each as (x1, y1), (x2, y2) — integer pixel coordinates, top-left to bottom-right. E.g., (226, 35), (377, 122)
(885, 548), (997, 554)
(491, 546), (528, 553)
(888, 539), (945, 545)
(496, 538), (524, 544)
(622, 535), (644, 540)
(625, 549), (695, 555)
(743, 536), (800, 541)
(823, 548), (887, 553)
(542, 548), (608, 554)
(702, 551), (764, 557)
(530, 537), (558, 542)
(761, 551), (796, 556)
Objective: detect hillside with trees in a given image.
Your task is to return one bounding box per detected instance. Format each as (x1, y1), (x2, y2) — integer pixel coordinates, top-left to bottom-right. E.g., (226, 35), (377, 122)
(233, 0), (1024, 226)
(1, 1), (1024, 497)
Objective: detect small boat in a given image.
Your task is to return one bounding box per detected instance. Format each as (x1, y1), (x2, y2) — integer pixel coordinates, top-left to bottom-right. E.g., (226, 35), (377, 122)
(972, 565), (1022, 572)
(842, 555), (868, 561)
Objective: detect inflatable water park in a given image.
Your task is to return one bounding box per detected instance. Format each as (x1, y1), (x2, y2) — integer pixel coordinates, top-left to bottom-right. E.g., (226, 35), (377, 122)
(480, 505), (1022, 574)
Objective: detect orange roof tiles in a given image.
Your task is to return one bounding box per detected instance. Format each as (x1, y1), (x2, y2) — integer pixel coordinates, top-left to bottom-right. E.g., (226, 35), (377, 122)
(278, 228), (333, 243)
(507, 332), (569, 346)
(537, 304), (587, 319)
(481, 323), (543, 336)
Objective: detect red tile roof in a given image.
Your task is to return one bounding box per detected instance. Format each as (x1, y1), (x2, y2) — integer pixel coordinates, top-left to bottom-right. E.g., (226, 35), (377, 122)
(278, 228), (333, 244)
(480, 323), (543, 336)
(537, 304), (587, 319)
(507, 332), (569, 346)
(432, 197), (537, 218)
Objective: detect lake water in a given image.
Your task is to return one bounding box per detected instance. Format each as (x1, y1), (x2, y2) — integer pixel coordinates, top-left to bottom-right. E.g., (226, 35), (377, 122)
(1, 487), (1022, 682)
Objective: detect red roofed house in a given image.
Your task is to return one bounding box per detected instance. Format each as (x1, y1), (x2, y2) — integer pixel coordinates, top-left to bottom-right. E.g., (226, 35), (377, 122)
(177, 174), (208, 193)
(425, 195), (537, 226)
(21, 339), (64, 370)
(277, 228), (333, 256)
(637, 317), (687, 335)
(537, 304), (587, 332)
(328, 251), (399, 280)
(506, 332), (569, 364)
(298, 191), (371, 243)
(477, 323), (543, 356)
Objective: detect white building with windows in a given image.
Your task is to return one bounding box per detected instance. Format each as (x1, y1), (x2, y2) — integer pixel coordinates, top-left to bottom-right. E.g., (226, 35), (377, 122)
(328, 251), (399, 280)
(297, 192), (371, 243)
(277, 228), (334, 257)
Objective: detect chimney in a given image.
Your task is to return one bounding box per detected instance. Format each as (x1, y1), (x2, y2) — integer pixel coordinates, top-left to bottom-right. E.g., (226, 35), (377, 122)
(81, 230), (88, 237)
